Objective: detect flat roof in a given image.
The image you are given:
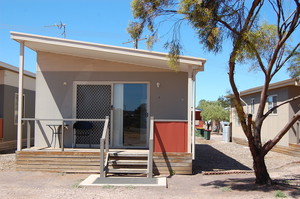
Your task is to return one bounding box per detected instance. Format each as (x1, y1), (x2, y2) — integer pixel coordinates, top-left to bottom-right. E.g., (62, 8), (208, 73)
(10, 32), (206, 72)
(0, 61), (36, 78)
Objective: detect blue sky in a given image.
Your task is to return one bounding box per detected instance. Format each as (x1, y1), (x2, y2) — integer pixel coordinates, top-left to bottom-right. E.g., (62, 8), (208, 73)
(0, 0), (293, 103)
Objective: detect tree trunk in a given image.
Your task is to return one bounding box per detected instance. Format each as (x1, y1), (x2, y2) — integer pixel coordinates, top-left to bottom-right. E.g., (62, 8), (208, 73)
(253, 153), (272, 185)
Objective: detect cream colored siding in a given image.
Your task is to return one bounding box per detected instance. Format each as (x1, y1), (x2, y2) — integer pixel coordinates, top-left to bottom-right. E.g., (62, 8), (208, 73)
(231, 85), (299, 147)
(288, 86), (300, 144)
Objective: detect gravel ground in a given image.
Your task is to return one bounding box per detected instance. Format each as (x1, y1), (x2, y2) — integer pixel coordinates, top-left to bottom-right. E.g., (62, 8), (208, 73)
(195, 134), (300, 173)
(0, 135), (299, 199)
(0, 150), (15, 171)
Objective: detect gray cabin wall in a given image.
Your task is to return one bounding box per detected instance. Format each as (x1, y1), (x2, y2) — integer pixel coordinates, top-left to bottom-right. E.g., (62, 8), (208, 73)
(0, 85), (3, 118)
(34, 52), (188, 147)
(2, 85), (35, 141)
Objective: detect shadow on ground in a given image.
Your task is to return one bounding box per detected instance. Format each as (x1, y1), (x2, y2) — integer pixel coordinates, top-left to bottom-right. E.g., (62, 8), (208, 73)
(193, 144), (251, 174)
(200, 175), (300, 198)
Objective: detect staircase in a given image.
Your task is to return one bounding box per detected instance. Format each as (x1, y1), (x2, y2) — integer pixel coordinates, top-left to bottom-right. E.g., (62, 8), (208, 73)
(105, 151), (149, 177)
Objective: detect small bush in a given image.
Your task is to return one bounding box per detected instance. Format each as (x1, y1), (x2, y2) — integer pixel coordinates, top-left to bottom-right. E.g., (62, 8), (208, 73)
(274, 190), (287, 198)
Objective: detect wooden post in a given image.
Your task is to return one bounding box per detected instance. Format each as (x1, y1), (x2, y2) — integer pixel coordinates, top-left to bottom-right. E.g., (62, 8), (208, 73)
(147, 116), (154, 178)
(105, 116), (109, 153)
(100, 116), (109, 178)
(187, 67), (193, 153)
(297, 122), (299, 144)
(192, 75), (196, 159)
(100, 138), (105, 178)
(61, 120), (64, 151)
(17, 41), (24, 151)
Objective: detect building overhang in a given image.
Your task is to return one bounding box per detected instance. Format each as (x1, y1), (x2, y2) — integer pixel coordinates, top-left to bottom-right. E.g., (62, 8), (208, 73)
(0, 61), (35, 78)
(240, 78), (300, 96)
(11, 32), (206, 73)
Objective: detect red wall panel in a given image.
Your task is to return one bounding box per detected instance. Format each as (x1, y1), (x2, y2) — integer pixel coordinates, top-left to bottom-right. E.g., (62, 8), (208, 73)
(154, 121), (188, 152)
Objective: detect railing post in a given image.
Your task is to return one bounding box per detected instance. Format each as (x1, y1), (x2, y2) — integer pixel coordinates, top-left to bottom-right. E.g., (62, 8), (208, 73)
(147, 116), (154, 178)
(106, 128), (109, 153)
(105, 116), (109, 153)
(26, 120), (31, 148)
(61, 120), (64, 151)
(100, 116), (110, 178)
(100, 138), (105, 178)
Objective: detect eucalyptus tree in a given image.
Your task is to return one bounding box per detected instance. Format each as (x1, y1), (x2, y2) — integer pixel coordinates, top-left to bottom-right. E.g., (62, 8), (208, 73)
(198, 99), (229, 131)
(129, 0), (300, 185)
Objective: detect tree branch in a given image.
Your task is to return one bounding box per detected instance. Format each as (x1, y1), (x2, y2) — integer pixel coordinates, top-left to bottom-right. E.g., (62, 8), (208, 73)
(218, 19), (240, 35)
(266, 3), (300, 78)
(271, 43), (300, 78)
(262, 112), (300, 156)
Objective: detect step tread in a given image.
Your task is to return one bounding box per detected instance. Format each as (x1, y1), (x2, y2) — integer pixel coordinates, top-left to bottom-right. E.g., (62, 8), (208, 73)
(108, 160), (148, 165)
(108, 152), (148, 157)
(107, 168), (148, 174)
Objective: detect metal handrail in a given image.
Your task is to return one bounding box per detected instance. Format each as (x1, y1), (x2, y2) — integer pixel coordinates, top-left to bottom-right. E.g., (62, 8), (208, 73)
(147, 116), (154, 178)
(100, 116), (110, 178)
(21, 118), (106, 151)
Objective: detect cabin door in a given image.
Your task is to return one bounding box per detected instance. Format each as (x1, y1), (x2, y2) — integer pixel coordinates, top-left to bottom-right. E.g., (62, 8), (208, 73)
(75, 83), (112, 147)
(112, 83), (149, 148)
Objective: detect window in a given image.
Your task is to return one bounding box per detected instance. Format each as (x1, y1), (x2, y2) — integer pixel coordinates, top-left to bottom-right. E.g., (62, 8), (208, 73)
(267, 95), (277, 114)
(14, 93), (25, 125)
(250, 98), (255, 115)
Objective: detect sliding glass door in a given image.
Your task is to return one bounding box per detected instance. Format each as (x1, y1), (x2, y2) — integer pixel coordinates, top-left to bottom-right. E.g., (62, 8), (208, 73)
(113, 83), (148, 148)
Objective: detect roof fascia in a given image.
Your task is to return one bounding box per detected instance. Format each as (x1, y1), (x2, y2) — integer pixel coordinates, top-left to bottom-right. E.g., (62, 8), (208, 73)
(10, 31), (206, 72)
(240, 78), (299, 96)
(0, 61), (36, 78)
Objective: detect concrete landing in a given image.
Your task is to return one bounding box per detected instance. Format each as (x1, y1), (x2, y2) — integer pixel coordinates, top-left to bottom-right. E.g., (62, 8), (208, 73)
(79, 175), (167, 187)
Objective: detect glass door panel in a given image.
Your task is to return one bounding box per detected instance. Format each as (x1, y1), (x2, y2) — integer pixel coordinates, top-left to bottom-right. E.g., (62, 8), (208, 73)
(113, 83), (148, 148)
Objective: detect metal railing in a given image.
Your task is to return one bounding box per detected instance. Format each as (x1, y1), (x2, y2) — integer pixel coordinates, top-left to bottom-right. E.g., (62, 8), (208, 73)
(147, 116), (154, 178)
(21, 118), (107, 151)
(100, 116), (110, 178)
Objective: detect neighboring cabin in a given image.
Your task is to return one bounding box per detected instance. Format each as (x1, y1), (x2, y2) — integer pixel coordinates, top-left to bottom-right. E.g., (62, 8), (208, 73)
(230, 78), (300, 148)
(0, 61), (35, 148)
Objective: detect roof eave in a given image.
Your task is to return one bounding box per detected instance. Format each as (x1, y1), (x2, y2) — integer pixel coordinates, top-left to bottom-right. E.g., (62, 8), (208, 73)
(10, 31), (206, 73)
(0, 61), (36, 78)
(240, 78), (299, 96)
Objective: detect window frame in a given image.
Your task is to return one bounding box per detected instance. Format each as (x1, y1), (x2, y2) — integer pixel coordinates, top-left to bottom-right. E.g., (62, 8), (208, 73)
(250, 98), (255, 115)
(267, 95), (278, 115)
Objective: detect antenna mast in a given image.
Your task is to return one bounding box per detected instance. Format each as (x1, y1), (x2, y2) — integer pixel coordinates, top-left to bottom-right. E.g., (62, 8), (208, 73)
(45, 21), (66, 38)
(122, 37), (147, 49)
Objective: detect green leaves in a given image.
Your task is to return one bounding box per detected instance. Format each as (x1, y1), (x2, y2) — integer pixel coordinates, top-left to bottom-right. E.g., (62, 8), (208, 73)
(198, 99), (229, 122)
(164, 41), (182, 70)
(287, 49), (300, 78)
(127, 21), (143, 40)
(237, 22), (278, 63)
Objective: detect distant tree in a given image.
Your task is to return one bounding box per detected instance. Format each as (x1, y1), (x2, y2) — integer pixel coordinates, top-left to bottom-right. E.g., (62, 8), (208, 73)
(198, 99), (229, 131)
(127, 21), (143, 49)
(129, 0), (300, 185)
(217, 96), (230, 109)
(287, 49), (300, 78)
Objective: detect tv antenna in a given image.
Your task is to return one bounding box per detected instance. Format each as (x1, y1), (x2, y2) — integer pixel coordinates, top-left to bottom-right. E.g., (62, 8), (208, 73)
(45, 21), (66, 38)
(122, 37), (147, 49)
